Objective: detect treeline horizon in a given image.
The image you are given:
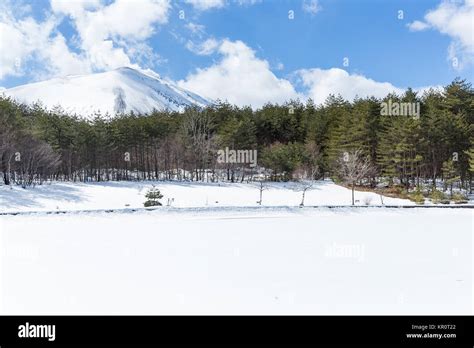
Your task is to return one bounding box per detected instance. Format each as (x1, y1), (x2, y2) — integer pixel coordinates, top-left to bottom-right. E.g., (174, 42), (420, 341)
(0, 78), (473, 193)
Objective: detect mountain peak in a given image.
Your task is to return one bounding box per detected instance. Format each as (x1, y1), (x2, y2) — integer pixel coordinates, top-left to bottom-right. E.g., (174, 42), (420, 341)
(3, 68), (210, 118)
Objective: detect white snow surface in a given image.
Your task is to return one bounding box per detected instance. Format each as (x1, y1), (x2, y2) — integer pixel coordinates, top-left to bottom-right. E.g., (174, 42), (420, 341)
(0, 180), (471, 315)
(2, 67), (210, 118)
(0, 208), (472, 314)
(0, 180), (413, 213)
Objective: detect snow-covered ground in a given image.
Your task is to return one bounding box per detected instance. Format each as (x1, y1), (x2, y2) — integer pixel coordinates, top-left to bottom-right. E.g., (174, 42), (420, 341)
(0, 180), (413, 213)
(0, 180), (472, 315)
(0, 208), (472, 315)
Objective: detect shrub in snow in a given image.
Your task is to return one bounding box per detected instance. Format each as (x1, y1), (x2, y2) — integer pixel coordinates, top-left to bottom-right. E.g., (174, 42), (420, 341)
(144, 186), (163, 207)
(430, 189), (449, 204)
(408, 189), (425, 205)
(452, 192), (468, 204)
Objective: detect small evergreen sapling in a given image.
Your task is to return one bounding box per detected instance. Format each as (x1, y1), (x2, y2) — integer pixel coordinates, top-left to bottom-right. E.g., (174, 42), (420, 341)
(144, 186), (163, 207)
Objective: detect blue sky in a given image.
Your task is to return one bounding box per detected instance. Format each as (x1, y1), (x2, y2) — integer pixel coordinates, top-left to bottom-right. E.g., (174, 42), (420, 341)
(1, 0), (473, 107)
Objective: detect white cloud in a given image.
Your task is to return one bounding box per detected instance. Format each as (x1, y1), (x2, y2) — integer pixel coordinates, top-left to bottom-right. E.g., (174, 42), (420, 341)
(235, 0), (262, 5)
(48, 0), (102, 17)
(185, 22), (206, 36)
(183, 0), (261, 10)
(87, 40), (131, 70)
(296, 68), (403, 104)
(184, 0), (226, 11)
(275, 62), (284, 71)
(302, 0), (321, 15)
(186, 38), (220, 55)
(125, 41), (166, 67)
(50, 0), (171, 71)
(178, 39), (300, 108)
(179, 40), (432, 108)
(407, 20), (429, 31)
(0, 21), (31, 78)
(0, 4), (90, 79)
(0, 0), (171, 81)
(415, 84), (444, 96)
(37, 30), (92, 79)
(407, 0), (474, 69)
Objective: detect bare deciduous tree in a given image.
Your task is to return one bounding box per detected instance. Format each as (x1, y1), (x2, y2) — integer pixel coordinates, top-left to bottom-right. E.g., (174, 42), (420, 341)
(293, 167), (319, 206)
(336, 149), (375, 205)
(181, 108), (214, 181)
(16, 136), (61, 187)
(256, 180), (268, 205)
(293, 141), (321, 206)
(0, 125), (16, 185)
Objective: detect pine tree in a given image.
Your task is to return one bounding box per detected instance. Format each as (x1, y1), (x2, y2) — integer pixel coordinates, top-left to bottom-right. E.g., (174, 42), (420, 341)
(377, 100), (424, 189)
(466, 147), (474, 173)
(463, 145), (474, 193)
(144, 186), (163, 207)
(441, 159), (460, 197)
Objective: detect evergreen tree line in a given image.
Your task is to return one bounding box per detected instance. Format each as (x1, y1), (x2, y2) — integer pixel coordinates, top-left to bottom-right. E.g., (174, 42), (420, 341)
(0, 78), (473, 194)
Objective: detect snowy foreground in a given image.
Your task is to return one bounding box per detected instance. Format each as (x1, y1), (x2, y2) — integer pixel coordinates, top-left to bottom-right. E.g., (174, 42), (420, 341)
(0, 181), (472, 315)
(0, 207), (472, 315)
(0, 180), (414, 213)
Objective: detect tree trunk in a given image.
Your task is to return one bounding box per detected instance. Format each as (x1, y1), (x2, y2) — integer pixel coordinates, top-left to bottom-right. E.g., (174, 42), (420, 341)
(351, 182), (355, 205)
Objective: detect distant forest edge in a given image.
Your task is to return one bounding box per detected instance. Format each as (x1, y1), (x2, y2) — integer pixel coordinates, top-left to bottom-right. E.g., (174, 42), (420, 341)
(0, 78), (473, 199)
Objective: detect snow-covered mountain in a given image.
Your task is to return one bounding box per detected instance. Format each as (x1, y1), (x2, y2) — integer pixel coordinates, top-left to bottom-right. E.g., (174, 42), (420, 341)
(2, 67), (211, 117)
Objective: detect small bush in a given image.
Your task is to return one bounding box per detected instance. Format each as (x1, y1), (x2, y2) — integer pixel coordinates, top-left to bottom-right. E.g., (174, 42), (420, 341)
(409, 191), (425, 205)
(451, 192), (469, 204)
(430, 189), (446, 204)
(388, 185), (411, 199)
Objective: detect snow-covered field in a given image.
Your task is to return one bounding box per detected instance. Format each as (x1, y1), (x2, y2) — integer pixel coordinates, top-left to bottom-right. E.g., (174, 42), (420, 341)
(0, 180), (413, 213)
(0, 208), (472, 315)
(0, 180), (472, 315)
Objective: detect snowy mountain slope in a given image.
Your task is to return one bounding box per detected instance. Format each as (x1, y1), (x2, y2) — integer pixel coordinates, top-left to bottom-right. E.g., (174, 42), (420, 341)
(2, 67), (211, 117)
